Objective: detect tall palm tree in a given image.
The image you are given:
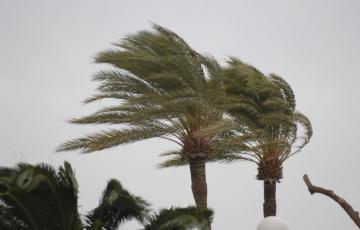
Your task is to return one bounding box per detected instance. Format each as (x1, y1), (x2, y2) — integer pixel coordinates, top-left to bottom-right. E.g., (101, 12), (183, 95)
(57, 24), (226, 210)
(217, 58), (313, 217)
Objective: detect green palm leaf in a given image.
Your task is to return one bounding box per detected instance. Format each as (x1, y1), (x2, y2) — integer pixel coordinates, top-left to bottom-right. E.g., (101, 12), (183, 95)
(57, 123), (180, 153)
(143, 207), (213, 230)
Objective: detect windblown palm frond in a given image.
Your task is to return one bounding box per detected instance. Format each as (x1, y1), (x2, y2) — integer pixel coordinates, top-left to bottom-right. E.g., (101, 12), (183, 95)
(222, 58), (291, 127)
(58, 124), (180, 153)
(143, 207), (213, 230)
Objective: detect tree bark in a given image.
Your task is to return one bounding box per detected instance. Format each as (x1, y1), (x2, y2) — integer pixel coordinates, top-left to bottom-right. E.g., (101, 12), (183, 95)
(263, 180), (277, 217)
(189, 157), (207, 209)
(303, 174), (360, 228)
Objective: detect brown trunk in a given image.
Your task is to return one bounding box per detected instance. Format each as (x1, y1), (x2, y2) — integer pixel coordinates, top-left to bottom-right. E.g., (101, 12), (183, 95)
(189, 157), (207, 209)
(263, 179), (277, 217)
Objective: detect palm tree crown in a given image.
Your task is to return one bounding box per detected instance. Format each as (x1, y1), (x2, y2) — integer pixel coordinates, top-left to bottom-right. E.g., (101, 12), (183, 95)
(57, 24), (226, 211)
(58, 24), (224, 155)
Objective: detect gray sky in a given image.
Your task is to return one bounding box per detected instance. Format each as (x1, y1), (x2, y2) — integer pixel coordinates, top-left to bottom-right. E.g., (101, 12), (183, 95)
(1, 0), (360, 229)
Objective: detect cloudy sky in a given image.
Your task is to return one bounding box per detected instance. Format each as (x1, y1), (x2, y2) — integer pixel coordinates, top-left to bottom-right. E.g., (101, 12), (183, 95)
(1, 0), (360, 229)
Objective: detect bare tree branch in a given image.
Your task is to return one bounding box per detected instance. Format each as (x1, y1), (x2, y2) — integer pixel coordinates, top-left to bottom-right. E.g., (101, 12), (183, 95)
(303, 174), (360, 228)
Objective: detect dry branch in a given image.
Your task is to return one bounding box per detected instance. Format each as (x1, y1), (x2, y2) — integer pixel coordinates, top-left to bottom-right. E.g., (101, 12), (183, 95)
(303, 174), (360, 228)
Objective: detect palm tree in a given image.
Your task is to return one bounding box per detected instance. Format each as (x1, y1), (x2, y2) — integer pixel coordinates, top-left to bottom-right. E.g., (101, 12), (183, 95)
(57, 24), (226, 210)
(0, 162), (148, 230)
(217, 58), (313, 217)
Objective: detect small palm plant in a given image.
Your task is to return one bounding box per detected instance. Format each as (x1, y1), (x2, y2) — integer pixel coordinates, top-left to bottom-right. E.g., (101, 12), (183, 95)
(84, 179), (149, 230)
(0, 162), (148, 230)
(57, 24), (226, 211)
(218, 58), (313, 217)
(0, 161), (213, 230)
(0, 162), (82, 230)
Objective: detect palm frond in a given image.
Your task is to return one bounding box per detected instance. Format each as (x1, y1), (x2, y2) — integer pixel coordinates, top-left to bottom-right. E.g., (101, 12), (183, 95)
(269, 73), (296, 111)
(57, 123), (180, 153)
(158, 155), (188, 168)
(143, 206), (213, 230)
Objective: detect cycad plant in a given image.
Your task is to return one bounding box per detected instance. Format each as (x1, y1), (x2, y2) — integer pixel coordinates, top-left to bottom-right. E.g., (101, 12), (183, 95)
(57, 24), (226, 210)
(218, 59), (313, 217)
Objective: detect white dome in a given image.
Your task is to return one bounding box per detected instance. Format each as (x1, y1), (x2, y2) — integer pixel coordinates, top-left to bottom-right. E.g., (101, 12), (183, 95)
(257, 217), (289, 230)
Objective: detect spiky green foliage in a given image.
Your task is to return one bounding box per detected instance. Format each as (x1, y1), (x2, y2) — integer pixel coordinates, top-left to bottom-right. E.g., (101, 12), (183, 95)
(0, 161), (214, 230)
(57, 24), (226, 163)
(143, 207), (213, 230)
(84, 179), (149, 230)
(0, 162), (151, 230)
(0, 162), (82, 230)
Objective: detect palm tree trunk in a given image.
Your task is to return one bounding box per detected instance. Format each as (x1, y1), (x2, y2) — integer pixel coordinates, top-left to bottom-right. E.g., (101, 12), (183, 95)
(189, 157), (207, 209)
(263, 179), (277, 217)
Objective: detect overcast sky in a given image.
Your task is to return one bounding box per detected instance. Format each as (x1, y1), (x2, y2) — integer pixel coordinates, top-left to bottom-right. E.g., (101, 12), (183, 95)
(1, 0), (360, 229)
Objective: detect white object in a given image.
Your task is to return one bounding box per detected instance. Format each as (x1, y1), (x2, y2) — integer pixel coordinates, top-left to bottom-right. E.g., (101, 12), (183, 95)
(257, 216), (289, 230)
